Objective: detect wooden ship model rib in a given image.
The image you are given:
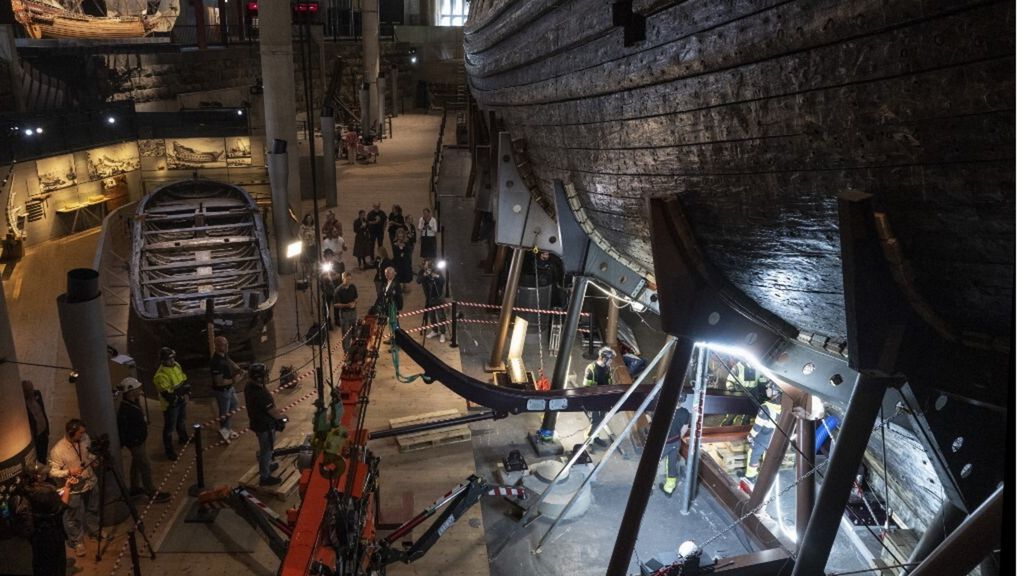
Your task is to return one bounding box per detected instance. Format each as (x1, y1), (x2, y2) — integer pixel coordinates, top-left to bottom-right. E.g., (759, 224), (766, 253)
(129, 179), (276, 372)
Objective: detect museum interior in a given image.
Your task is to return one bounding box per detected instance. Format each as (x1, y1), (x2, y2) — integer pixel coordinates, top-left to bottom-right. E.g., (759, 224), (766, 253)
(0, 1), (1014, 576)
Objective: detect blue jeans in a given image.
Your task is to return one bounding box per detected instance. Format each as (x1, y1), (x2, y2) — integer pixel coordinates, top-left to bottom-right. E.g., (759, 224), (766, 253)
(256, 429), (276, 481)
(64, 488), (99, 546)
(214, 387), (239, 430)
(163, 402), (188, 456)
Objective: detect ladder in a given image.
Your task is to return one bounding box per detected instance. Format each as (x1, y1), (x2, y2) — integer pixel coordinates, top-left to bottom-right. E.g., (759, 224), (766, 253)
(548, 315), (562, 353)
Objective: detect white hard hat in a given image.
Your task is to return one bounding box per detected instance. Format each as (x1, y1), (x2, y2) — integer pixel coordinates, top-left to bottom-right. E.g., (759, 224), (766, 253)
(119, 377), (143, 393)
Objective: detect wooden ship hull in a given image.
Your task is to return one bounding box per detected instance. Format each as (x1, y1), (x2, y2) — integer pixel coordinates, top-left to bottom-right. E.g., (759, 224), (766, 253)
(129, 180), (276, 383)
(465, 0), (1013, 347)
(465, 0), (1012, 550)
(12, 0), (158, 39)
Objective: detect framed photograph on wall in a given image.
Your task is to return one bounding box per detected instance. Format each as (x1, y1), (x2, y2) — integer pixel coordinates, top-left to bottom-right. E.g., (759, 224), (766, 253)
(35, 154), (77, 193)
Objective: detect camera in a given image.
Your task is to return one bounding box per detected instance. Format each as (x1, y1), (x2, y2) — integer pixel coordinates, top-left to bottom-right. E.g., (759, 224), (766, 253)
(274, 417), (288, 432)
(88, 434), (111, 455)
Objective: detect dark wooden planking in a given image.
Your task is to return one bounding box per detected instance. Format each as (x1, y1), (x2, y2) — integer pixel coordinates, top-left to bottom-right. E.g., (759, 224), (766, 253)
(469, 0), (1004, 102)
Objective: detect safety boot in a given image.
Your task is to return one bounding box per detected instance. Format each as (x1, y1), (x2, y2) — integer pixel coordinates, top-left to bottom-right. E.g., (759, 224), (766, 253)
(662, 476), (677, 495)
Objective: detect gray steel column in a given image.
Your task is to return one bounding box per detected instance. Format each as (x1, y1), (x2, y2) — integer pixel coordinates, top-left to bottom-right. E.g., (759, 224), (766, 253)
(539, 275), (588, 432)
(792, 376), (890, 576)
(907, 485), (1002, 576)
(321, 112), (338, 208)
(900, 499), (967, 576)
(680, 346), (707, 513)
(57, 269), (127, 523)
(390, 65), (400, 116)
(361, 0), (380, 131)
(0, 264), (30, 473)
(796, 417), (817, 539)
(259, 0), (301, 227)
(606, 338), (694, 576)
(267, 140), (294, 275)
(485, 247), (525, 372)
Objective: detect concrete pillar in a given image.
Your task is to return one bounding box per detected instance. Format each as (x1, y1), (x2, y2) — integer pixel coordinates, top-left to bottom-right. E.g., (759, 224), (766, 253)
(0, 25), (25, 113)
(362, 0), (380, 131)
(192, 0), (207, 49)
(57, 269), (128, 523)
(321, 112), (338, 208)
(259, 0), (301, 230)
(0, 271), (31, 478)
(267, 140), (295, 275)
(391, 65), (400, 116)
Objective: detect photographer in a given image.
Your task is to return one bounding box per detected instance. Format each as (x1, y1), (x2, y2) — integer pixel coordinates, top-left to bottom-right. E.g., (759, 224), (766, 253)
(154, 347), (190, 461)
(244, 363), (286, 486)
(116, 377), (171, 504)
(48, 419), (97, 557)
(15, 462), (74, 574)
(417, 259), (447, 342)
(332, 271), (358, 348)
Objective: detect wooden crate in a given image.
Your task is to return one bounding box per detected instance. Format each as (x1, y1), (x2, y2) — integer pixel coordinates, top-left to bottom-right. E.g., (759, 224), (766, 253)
(238, 436), (305, 501)
(390, 409), (473, 453)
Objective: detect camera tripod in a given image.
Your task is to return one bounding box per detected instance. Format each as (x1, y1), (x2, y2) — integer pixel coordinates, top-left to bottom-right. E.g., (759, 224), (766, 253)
(91, 440), (156, 565)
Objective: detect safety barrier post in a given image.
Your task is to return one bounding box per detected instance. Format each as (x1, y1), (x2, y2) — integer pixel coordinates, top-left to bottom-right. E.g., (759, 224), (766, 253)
(449, 300), (459, 348)
(189, 424), (204, 496)
(128, 530), (143, 576)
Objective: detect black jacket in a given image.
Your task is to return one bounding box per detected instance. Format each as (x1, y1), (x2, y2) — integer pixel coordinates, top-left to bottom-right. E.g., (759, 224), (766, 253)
(25, 390), (48, 437)
(117, 400), (148, 448)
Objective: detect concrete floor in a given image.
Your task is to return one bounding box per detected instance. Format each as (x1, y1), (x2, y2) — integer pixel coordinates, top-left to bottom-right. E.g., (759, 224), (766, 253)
(1, 111), (875, 576)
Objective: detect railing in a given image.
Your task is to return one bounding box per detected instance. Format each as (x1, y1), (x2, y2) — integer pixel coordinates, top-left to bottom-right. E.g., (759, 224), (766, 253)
(429, 103), (449, 218)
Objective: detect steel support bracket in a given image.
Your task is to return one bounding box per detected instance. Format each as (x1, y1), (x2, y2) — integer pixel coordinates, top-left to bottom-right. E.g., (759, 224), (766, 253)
(493, 132), (561, 254)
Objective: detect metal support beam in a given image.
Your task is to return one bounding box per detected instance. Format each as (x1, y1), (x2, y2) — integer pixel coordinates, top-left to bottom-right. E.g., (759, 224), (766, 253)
(792, 376), (891, 576)
(539, 275), (587, 433)
(900, 499), (966, 576)
(680, 346), (707, 513)
(606, 338), (694, 576)
(796, 417), (816, 539)
(485, 247), (525, 372)
(745, 393), (799, 511)
(907, 485), (1002, 576)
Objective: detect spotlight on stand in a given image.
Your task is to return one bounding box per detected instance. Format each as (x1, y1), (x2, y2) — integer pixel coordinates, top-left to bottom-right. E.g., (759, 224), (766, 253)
(409, 48), (418, 64)
(435, 259), (446, 271)
(320, 262), (333, 273)
(68, 370), (79, 384)
(287, 240), (304, 341)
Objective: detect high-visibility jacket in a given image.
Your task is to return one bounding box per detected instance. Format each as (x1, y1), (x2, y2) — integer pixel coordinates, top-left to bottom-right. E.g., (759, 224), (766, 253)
(583, 361), (613, 387)
(753, 399), (782, 430)
(154, 362), (189, 411)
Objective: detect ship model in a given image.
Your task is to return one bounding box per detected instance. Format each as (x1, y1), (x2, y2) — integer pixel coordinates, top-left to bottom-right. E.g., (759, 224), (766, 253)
(172, 141), (225, 165)
(128, 179), (276, 382)
(12, 0), (180, 40)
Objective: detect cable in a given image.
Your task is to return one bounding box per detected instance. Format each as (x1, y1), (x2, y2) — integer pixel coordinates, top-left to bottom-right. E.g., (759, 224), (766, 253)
(826, 562), (920, 576)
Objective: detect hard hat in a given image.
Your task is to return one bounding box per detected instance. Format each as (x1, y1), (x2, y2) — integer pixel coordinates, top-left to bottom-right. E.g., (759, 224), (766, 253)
(159, 347), (176, 361)
(598, 346), (616, 360)
(249, 363), (268, 380)
(119, 377), (142, 393)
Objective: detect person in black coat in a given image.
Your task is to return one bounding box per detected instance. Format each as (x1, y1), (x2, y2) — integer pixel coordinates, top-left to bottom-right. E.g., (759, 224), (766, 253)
(22, 380), (49, 463)
(116, 378), (170, 503)
(15, 462), (73, 576)
(367, 203), (387, 248)
(374, 266), (403, 314)
(417, 260), (447, 341)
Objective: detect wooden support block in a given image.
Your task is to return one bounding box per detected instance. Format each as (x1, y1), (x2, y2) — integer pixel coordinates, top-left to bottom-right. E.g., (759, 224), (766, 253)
(389, 409), (472, 453)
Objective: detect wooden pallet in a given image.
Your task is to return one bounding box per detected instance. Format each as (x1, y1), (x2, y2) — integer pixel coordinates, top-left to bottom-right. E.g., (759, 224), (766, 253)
(389, 409), (473, 453)
(709, 442), (748, 474)
(237, 436), (306, 501)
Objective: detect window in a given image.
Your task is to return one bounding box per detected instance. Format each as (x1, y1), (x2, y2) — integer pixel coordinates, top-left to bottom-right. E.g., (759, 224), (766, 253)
(437, 0), (468, 26)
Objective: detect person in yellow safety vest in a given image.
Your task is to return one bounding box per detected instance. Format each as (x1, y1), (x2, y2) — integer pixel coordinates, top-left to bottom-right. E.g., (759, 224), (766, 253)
(583, 346), (616, 447)
(739, 384), (782, 494)
(725, 360), (769, 425)
(154, 347), (191, 461)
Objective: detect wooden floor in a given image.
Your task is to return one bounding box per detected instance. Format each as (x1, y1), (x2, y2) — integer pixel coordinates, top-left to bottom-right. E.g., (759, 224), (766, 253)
(3, 113), (489, 576)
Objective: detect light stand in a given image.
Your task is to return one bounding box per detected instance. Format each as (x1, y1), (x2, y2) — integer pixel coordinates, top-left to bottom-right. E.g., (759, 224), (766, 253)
(287, 241), (303, 341)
